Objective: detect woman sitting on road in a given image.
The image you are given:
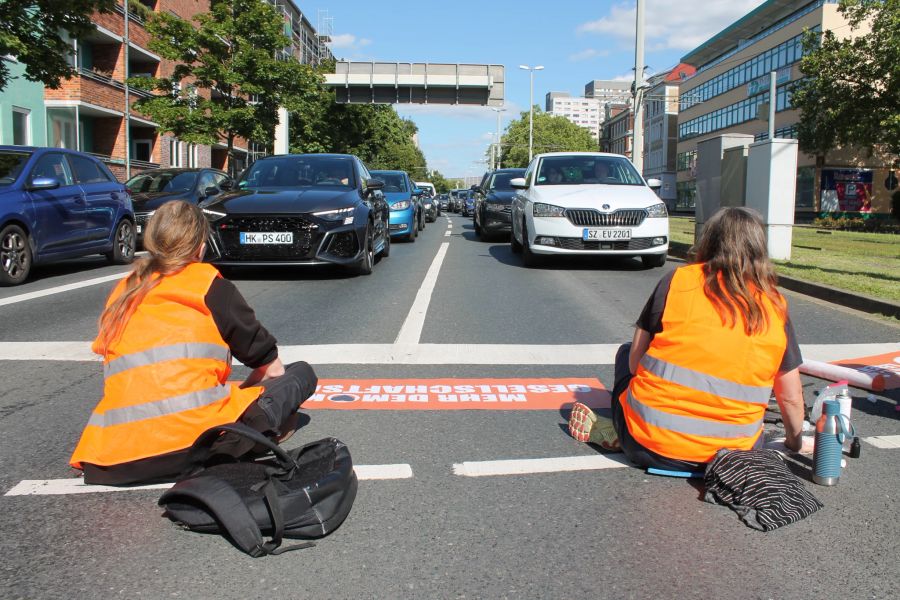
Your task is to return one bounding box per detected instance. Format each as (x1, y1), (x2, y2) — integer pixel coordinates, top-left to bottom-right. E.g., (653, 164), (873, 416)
(70, 201), (318, 485)
(568, 207), (805, 471)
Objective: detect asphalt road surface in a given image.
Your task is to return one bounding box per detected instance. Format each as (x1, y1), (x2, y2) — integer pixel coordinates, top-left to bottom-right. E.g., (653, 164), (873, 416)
(1, 214), (898, 599)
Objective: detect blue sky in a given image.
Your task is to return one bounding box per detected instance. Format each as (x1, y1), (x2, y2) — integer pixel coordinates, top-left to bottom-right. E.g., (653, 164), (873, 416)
(302, 0), (766, 178)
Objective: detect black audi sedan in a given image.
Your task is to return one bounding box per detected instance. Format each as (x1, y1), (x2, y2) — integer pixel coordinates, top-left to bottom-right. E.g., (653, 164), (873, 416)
(125, 168), (232, 244)
(473, 168), (526, 241)
(200, 154), (390, 275)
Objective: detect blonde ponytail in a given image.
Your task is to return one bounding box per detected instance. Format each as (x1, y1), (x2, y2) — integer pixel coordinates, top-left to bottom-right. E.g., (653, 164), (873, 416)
(96, 201), (209, 353)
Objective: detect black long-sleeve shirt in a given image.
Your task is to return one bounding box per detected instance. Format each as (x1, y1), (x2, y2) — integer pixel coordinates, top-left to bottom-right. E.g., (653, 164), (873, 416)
(204, 277), (278, 368)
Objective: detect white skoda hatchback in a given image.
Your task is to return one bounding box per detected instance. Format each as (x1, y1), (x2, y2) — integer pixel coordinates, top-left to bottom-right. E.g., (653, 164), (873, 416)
(509, 152), (669, 268)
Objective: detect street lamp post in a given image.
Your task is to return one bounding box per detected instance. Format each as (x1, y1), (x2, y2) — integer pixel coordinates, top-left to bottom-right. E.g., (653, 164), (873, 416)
(490, 107), (506, 170)
(519, 65), (543, 162)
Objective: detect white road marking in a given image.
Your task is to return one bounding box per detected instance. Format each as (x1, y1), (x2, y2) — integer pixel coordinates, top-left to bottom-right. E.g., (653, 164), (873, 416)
(452, 454), (630, 477)
(444, 230), (451, 237)
(800, 343), (900, 363)
(864, 435), (900, 449)
(1, 342), (896, 367)
(0, 272), (127, 308)
(394, 243), (450, 344)
(4, 464), (414, 496)
(447, 221), (453, 228)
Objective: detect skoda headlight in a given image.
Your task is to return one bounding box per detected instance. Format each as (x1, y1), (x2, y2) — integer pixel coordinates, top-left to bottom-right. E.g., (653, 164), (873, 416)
(532, 202), (567, 218)
(390, 200), (411, 211)
(313, 206), (355, 225)
(201, 208), (226, 221)
(646, 203), (668, 218)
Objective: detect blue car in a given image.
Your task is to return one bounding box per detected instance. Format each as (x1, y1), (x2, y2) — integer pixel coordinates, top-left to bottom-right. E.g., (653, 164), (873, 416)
(369, 170), (422, 242)
(0, 146), (135, 285)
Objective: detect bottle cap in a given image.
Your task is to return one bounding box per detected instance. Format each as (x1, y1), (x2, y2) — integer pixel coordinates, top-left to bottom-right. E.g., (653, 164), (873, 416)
(823, 399), (841, 415)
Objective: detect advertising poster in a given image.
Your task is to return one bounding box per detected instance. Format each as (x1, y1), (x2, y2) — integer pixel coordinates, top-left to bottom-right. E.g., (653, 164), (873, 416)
(820, 169), (873, 212)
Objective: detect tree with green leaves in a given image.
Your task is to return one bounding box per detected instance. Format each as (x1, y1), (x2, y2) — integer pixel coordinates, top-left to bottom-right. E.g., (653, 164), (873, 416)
(131, 0), (322, 175)
(792, 0), (900, 159)
(0, 0), (114, 91)
(499, 107), (598, 168)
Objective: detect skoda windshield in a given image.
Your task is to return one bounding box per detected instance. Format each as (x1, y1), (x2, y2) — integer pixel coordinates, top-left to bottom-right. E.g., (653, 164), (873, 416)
(239, 156), (355, 189)
(0, 151), (32, 188)
(489, 170), (526, 190)
(536, 156), (644, 186)
(126, 170), (198, 194)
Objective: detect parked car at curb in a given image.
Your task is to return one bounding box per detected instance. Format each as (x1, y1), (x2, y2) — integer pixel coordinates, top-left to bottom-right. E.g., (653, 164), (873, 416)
(201, 153), (389, 275)
(0, 145), (135, 286)
(126, 168), (232, 245)
(510, 152), (668, 268)
(473, 168), (526, 241)
(370, 170), (423, 242)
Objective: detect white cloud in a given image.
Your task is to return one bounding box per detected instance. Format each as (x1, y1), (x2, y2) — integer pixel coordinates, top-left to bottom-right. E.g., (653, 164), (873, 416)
(577, 0), (767, 53)
(568, 48), (609, 62)
(327, 33), (372, 51)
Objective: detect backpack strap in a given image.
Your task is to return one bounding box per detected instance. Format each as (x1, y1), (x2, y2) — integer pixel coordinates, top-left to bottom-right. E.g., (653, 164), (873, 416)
(160, 474), (314, 557)
(183, 422), (297, 476)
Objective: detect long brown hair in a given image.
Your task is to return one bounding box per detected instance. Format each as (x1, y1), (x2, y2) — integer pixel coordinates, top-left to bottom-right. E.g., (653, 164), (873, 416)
(96, 200), (209, 353)
(694, 207), (786, 335)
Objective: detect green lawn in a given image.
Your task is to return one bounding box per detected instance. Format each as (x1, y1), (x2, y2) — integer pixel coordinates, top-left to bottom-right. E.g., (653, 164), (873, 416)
(669, 217), (900, 303)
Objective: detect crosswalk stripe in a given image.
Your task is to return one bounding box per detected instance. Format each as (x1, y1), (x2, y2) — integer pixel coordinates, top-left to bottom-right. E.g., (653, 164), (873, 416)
(1, 342), (897, 366)
(452, 454), (630, 477)
(863, 435), (900, 449)
(4, 464), (414, 496)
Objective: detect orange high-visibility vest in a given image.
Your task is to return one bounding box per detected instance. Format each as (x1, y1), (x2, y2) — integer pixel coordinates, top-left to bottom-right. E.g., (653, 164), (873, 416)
(70, 262), (262, 469)
(620, 263), (787, 463)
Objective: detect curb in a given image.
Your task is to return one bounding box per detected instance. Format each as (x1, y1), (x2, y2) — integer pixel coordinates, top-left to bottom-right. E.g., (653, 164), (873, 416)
(667, 242), (900, 319)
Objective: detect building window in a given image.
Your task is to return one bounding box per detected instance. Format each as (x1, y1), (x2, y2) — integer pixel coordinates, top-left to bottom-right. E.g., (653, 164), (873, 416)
(169, 138), (183, 167)
(12, 108), (30, 145)
(132, 139), (152, 162)
(48, 111), (77, 149)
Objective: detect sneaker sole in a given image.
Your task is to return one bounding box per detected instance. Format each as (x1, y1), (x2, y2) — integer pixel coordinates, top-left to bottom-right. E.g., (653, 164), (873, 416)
(568, 402), (596, 443)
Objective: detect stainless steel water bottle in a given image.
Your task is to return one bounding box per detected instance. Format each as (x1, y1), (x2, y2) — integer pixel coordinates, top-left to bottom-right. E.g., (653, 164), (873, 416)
(812, 399), (851, 486)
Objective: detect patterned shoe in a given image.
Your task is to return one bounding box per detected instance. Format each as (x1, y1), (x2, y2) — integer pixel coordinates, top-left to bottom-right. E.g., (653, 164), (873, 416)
(568, 402), (620, 451)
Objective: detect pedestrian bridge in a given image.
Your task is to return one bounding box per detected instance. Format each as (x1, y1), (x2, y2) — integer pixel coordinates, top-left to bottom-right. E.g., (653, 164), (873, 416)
(323, 62), (504, 106)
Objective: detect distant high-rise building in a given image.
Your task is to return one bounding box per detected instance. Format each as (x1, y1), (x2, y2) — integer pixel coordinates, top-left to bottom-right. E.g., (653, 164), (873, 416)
(584, 80), (632, 104)
(545, 91), (603, 141)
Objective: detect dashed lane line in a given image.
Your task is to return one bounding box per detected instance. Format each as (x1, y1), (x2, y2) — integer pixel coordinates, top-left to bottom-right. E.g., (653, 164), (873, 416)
(444, 230), (451, 237)
(394, 243), (451, 344)
(1, 342), (897, 366)
(0, 272), (128, 308)
(864, 435), (900, 449)
(453, 454), (630, 477)
(4, 464), (414, 496)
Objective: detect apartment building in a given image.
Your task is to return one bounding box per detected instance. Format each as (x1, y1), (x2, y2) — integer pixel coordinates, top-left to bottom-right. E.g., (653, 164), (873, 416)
(545, 92), (604, 141)
(674, 0), (894, 214)
(0, 0), (333, 181)
(642, 64), (695, 208)
(601, 104), (632, 158)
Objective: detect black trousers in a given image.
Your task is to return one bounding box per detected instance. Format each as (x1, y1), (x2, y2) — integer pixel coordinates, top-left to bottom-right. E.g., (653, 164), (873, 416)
(82, 361), (318, 485)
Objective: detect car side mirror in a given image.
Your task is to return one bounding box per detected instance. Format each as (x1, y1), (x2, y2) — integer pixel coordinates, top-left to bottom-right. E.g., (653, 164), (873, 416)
(509, 177), (527, 189)
(646, 178), (662, 189)
(365, 178), (385, 192)
(204, 186), (220, 198)
(219, 180), (234, 191)
(29, 177), (61, 191)
(470, 184), (480, 191)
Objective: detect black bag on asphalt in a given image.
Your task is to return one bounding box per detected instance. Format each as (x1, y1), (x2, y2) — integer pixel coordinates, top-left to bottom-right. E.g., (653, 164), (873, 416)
(158, 423), (358, 557)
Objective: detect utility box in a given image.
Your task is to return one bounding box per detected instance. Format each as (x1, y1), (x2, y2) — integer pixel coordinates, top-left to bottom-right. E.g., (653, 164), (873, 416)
(745, 138), (799, 261)
(694, 134), (754, 239)
(721, 145), (749, 208)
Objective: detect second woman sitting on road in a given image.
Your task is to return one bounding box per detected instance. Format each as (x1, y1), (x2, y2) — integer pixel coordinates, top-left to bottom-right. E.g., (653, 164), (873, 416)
(70, 200), (318, 485)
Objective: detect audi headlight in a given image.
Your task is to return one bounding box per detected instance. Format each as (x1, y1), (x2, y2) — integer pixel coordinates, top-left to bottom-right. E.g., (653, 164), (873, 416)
(313, 206), (355, 225)
(390, 200), (411, 211)
(201, 208), (226, 221)
(532, 202), (567, 217)
(646, 203), (668, 218)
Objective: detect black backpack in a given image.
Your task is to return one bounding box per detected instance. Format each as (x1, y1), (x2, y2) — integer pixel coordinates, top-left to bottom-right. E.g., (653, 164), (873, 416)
(158, 423), (357, 557)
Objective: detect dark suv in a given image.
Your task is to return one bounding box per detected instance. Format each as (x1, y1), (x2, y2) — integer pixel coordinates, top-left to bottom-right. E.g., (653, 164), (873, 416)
(473, 168), (526, 241)
(0, 146), (135, 285)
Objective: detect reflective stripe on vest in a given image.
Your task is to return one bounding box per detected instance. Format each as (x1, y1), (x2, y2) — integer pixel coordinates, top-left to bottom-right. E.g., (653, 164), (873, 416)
(640, 354), (771, 405)
(87, 384), (231, 428)
(103, 343), (231, 378)
(625, 389), (762, 439)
